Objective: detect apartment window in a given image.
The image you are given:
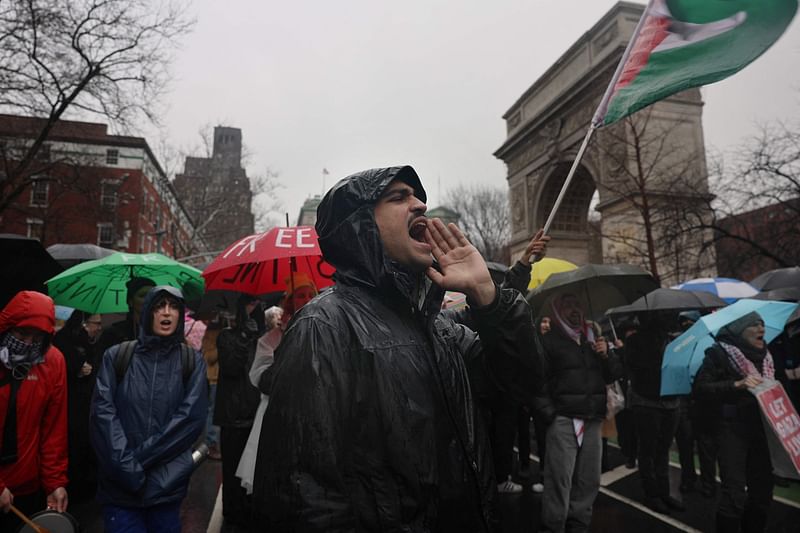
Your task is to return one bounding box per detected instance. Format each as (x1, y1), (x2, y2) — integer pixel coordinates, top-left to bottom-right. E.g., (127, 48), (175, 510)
(26, 218), (44, 240)
(101, 181), (118, 209)
(97, 223), (114, 247)
(29, 178), (49, 207)
(106, 148), (119, 165)
(37, 144), (51, 162)
(138, 230), (145, 252)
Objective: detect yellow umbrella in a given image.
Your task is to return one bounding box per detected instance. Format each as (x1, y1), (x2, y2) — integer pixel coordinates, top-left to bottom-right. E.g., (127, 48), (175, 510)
(529, 258), (578, 290)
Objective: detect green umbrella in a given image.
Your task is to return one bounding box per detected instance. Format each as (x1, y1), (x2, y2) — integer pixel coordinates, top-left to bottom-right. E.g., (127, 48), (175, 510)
(45, 252), (204, 314)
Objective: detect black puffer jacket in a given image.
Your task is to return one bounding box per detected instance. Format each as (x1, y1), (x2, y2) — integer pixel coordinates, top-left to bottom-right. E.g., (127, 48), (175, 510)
(625, 326), (670, 401)
(253, 166), (542, 533)
(213, 296), (266, 428)
(536, 326), (622, 423)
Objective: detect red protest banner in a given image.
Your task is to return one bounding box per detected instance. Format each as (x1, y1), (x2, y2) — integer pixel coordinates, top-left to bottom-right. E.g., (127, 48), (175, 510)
(754, 380), (800, 476)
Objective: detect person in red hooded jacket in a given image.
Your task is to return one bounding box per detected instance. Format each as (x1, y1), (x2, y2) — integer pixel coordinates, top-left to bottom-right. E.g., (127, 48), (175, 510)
(0, 291), (68, 531)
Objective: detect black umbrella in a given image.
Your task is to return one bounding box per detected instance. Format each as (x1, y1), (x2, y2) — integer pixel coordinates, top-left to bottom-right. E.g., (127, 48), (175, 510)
(46, 242), (115, 269)
(527, 263), (658, 318)
(750, 266), (800, 291)
(607, 288), (726, 315)
(0, 234), (63, 309)
(751, 287), (800, 302)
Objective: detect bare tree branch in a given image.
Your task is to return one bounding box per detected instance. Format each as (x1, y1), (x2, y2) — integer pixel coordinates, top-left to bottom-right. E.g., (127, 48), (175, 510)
(442, 184), (510, 263)
(0, 0), (194, 214)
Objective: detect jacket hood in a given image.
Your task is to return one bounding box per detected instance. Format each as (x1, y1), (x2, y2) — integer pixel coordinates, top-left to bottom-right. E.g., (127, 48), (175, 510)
(315, 166), (429, 299)
(0, 290), (55, 336)
(138, 285), (186, 341)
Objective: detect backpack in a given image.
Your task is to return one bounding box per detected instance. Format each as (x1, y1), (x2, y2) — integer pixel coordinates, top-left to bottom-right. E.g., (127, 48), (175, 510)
(113, 340), (195, 387)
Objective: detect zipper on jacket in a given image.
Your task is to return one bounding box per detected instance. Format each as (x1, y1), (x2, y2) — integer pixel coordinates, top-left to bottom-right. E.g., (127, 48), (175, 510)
(146, 356), (158, 436)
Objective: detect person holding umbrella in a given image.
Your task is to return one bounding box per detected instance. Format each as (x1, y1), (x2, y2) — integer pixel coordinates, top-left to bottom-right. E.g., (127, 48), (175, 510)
(625, 311), (685, 514)
(693, 312), (779, 533)
(535, 292), (621, 533)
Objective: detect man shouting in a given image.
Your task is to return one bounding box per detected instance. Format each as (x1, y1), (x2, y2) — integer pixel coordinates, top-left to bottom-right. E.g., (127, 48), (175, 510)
(254, 165), (548, 532)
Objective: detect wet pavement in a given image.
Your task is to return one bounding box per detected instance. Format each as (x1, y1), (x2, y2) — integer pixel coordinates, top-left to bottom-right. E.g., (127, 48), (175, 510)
(66, 442), (800, 532)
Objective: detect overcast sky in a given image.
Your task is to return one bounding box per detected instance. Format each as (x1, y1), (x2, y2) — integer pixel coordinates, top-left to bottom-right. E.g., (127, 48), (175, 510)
(148, 0), (800, 224)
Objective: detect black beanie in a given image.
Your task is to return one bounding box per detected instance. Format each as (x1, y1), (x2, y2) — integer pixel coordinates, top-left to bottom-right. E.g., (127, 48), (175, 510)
(719, 311), (763, 340)
(126, 277), (156, 303)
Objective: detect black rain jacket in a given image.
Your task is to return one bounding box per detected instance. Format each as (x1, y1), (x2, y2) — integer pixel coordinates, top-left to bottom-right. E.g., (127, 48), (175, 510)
(213, 296), (266, 428)
(252, 166), (543, 533)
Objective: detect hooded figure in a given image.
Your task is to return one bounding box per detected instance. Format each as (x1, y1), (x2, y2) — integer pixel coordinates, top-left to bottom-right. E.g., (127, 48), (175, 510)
(53, 309), (102, 500)
(252, 166), (544, 533)
(213, 293), (266, 530)
(694, 311), (779, 533)
(90, 286), (207, 531)
(624, 311), (683, 514)
(0, 291), (68, 531)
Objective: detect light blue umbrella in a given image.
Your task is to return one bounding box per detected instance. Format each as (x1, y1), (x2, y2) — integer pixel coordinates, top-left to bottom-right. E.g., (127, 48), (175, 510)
(673, 277), (758, 304)
(54, 305), (75, 321)
(661, 299), (799, 395)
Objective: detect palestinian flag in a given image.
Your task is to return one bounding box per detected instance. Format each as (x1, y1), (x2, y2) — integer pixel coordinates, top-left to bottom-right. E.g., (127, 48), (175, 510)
(593, 0), (797, 127)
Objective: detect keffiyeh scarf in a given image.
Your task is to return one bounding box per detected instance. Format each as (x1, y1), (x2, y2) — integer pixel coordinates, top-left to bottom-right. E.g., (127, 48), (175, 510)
(0, 332), (44, 371)
(719, 341), (774, 380)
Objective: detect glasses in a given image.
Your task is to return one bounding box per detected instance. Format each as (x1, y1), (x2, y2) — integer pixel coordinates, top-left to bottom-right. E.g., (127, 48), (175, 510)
(85, 321), (103, 326)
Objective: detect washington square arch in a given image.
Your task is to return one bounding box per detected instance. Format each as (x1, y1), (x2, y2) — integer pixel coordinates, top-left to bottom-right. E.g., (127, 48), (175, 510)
(495, 2), (717, 286)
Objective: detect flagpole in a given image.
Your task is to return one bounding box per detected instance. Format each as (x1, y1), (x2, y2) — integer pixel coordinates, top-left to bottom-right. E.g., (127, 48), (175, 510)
(540, 125), (596, 235)
(540, 0), (653, 238)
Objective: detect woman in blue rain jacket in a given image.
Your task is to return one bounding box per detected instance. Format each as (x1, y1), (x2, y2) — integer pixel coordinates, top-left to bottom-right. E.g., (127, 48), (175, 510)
(90, 286), (207, 532)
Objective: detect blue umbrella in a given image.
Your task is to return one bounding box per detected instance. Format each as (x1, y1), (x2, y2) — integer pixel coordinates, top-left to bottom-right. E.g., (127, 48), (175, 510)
(661, 299), (799, 395)
(54, 305), (75, 321)
(673, 277), (758, 304)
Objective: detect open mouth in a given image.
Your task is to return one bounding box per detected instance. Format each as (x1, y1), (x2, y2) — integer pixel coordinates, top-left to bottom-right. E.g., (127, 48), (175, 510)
(409, 218), (428, 243)
(160, 319), (173, 328)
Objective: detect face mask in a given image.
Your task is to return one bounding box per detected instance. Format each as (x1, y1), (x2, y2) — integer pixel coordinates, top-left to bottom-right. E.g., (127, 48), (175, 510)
(0, 333), (44, 370)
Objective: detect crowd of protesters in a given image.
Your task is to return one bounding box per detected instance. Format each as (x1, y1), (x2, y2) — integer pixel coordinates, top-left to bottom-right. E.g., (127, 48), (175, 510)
(0, 164), (798, 533)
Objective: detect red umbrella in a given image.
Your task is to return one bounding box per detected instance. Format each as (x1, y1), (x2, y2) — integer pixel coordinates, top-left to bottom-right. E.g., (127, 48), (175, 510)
(202, 226), (335, 295)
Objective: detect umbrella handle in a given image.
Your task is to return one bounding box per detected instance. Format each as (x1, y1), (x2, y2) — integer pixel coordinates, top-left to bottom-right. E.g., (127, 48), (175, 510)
(609, 317), (619, 343)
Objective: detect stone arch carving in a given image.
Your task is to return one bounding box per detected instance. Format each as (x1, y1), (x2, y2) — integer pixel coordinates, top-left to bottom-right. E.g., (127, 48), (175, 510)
(535, 163), (596, 234)
(495, 2), (715, 282)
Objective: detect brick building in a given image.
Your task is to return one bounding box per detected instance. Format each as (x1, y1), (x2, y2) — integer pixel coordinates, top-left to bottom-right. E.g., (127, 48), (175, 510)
(715, 198), (800, 282)
(0, 114), (207, 259)
(173, 126), (255, 252)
